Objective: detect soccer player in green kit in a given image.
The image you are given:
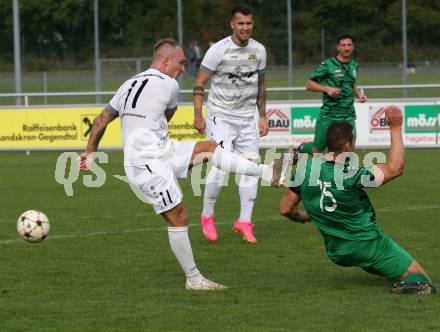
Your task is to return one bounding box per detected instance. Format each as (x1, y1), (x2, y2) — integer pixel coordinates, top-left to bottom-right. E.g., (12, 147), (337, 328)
(279, 105), (436, 294)
(299, 34), (367, 154)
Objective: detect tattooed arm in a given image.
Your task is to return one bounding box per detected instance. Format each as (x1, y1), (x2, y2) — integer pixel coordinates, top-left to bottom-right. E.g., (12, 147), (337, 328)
(79, 109), (117, 171)
(257, 72), (268, 136)
(193, 70), (211, 133)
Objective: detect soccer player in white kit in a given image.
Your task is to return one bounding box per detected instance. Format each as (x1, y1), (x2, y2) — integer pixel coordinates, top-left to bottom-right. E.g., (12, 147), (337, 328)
(193, 4), (268, 243)
(79, 39), (287, 290)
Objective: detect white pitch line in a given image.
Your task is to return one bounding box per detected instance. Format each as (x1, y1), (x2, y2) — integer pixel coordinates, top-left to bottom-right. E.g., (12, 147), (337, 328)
(0, 222), (228, 245)
(0, 216), (282, 245)
(376, 204), (440, 212)
(1, 205), (439, 245)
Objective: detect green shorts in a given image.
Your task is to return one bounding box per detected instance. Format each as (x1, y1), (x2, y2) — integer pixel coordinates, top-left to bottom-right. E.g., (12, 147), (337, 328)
(313, 116), (356, 152)
(328, 232), (413, 280)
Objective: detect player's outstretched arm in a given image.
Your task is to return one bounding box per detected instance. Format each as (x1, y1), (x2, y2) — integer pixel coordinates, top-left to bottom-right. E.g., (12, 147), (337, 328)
(193, 70), (211, 133)
(374, 105), (404, 185)
(79, 109), (117, 171)
(306, 79), (340, 98)
(279, 189), (311, 223)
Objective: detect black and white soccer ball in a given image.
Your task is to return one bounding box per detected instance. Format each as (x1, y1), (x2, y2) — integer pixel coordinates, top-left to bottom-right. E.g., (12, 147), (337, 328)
(17, 210), (50, 242)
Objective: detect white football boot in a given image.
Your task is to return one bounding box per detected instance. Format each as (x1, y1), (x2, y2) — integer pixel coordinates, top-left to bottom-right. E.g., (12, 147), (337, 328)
(185, 278), (228, 291)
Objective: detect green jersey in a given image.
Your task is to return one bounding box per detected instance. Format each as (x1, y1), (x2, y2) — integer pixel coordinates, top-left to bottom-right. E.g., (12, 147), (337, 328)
(290, 157), (380, 256)
(310, 56), (358, 119)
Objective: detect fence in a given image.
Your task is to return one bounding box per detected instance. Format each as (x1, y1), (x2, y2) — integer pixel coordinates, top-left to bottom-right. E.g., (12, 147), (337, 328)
(1, 84), (440, 107)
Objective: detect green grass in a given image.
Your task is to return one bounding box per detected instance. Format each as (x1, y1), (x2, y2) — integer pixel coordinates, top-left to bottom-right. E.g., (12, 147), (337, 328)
(0, 149), (439, 331)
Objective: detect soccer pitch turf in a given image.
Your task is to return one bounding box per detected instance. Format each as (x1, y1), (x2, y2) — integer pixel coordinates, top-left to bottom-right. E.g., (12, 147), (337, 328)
(1, 149), (439, 331)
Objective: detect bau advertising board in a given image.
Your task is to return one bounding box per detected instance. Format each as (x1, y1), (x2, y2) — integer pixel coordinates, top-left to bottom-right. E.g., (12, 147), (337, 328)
(261, 102), (439, 148)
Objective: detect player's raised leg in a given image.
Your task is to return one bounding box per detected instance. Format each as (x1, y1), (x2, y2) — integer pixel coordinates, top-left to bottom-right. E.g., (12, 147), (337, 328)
(190, 140), (289, 186)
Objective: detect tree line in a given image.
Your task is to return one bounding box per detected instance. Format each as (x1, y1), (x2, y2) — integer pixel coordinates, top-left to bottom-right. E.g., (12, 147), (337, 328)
(0, 0), (439, 69)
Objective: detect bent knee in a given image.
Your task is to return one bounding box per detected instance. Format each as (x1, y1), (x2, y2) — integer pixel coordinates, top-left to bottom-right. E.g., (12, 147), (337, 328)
(279, 202), (291, 216)
(177, 208), (188, 224)
(165, 203), (189, 227)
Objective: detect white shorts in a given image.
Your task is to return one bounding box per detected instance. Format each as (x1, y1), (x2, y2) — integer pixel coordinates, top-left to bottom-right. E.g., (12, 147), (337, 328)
(124, 140), (196, 214)
(206, 113), (259, 160)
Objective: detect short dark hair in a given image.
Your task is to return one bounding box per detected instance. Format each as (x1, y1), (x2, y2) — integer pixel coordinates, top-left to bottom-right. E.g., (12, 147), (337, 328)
(337, 34), (354, 44)
(326, 121), (354, 152)
(231, 3), (253, 17)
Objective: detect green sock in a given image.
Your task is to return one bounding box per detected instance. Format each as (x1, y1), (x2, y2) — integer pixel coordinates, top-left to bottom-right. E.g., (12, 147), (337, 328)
(402, 273), (430, 284)
(299, 142), (314, 154)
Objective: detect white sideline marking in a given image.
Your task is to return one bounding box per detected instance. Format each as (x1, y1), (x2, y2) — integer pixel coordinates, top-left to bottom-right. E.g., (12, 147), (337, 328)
(0, 222), (230, 245)
(1, 204), (440, 245)
(377, 204), (440, 212)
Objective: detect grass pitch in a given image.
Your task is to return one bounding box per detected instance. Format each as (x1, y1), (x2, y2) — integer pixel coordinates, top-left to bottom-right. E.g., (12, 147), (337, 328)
(0, 149), (439, 331)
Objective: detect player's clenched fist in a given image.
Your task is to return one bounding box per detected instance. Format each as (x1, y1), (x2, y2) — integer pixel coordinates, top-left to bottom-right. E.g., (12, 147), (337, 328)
(77, 152), (95, 172)
(194, 116), (206, 133)
(325, 87), (341, 98)
(384, 105), (403, 128)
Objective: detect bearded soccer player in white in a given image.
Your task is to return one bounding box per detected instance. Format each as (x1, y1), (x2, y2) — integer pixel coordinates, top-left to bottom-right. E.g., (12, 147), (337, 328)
(79, 39), (287, 290)
(193, 4), (268, 244)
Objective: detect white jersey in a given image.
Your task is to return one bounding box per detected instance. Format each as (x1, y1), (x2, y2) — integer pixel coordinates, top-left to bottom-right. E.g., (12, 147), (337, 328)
(201, 36), (266, 118)
(107, 68), (179, 166)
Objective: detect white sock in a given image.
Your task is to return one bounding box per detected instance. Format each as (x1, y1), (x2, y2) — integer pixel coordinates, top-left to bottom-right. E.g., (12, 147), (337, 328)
(211, 146), (268, 177)
(202, 166), (225, 216)
(238, 175), (258, 222)
(167, 226), (203, 283)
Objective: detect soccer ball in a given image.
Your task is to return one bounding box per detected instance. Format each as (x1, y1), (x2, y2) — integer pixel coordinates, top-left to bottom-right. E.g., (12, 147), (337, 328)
(17, 210), (50, 242)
